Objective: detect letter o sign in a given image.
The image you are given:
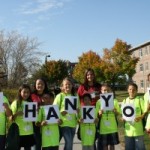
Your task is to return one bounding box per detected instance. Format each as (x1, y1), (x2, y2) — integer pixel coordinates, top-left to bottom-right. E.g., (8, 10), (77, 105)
(123, 106), (134, 117)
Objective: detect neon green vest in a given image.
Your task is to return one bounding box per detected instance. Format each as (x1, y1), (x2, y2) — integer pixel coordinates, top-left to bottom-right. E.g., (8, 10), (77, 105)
(0, 96), (9, 135)
(96, 99), (120, 134)
(11, 100), (33, 135)
(53, 93), (80, 127)
(122, 96), (145, 136)
(37, 107), (59, 147)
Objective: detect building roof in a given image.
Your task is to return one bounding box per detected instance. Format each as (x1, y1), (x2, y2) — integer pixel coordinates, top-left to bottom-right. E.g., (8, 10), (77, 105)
(129, 41), (150, 52)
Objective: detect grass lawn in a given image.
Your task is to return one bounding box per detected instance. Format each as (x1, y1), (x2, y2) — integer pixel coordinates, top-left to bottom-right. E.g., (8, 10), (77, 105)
(115, 91), (150, 149)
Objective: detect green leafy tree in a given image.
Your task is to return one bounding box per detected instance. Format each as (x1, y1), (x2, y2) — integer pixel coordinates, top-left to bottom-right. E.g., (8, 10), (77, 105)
(46, 60), (68, 85)
(31, 60), (68, 87)
(100, 39), (139, 88)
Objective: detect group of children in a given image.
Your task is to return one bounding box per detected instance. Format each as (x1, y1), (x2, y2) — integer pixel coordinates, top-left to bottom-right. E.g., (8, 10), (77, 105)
(0, 77), (150, 150)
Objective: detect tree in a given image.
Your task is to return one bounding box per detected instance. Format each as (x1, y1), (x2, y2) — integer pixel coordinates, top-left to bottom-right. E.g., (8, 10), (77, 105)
(0, 30), (43, 87)
(31, 60), (68, 87)
(46, 60), (68, 85)
(100, 39), (139, 89)
(73, 50), (101, 83)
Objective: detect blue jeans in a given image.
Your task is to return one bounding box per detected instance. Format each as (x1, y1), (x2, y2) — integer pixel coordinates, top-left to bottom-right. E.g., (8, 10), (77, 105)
(125, 136), (146, 150)
(0, 135), (6, 150)
(61, 127), (76, 150)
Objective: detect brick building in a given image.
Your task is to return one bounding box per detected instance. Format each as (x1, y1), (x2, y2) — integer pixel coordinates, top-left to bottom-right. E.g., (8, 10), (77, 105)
(130, 41), (150, 93)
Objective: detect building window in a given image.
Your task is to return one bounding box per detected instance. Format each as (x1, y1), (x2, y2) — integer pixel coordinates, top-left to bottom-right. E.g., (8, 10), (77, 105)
(146, 80), (149, 88)
(139, 49), (143, 57)
(145, 62), (149, 70)
(139, 64), (144, 71)
(145, 47), (148, 55)
(140, 80), (144, 88)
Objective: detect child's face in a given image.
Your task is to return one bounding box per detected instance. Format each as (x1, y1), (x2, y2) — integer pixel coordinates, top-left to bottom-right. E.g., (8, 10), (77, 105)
(42, 94), (53, 105)
(62, 80), (72, 94)
(21, 88), (30, 100)
(83, 96), (91, 106)
(128, 85), (137, 98)
(101, 86), (110, 94)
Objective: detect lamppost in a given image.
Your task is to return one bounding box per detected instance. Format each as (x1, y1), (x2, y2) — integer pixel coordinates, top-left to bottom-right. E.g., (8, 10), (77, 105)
(45, 55), (51, 73)
(45, 55), (51, 64)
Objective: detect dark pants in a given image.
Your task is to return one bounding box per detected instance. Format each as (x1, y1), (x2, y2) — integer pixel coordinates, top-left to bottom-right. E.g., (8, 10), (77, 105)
(0, 135), (6, 150)
(19, 146), (31, 150)
(33, 125), (41, 150)
(42, 146), (58, 150)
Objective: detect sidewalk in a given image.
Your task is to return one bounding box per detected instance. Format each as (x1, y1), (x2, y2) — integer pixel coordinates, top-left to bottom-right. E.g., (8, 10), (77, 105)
(59, 133), (124, 150)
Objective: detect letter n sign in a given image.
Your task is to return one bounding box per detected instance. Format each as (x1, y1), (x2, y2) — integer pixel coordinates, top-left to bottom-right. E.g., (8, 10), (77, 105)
(64, 96), (78, 114)
(23, 102), (37, 122)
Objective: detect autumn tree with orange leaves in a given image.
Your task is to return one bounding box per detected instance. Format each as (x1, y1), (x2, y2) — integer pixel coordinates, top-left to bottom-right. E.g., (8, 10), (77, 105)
(73, 50), (101, 83)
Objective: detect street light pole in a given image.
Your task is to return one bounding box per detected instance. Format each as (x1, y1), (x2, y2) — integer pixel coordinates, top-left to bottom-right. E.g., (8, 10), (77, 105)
(45, 55), (51, 73)
(45, 55), (51, 64)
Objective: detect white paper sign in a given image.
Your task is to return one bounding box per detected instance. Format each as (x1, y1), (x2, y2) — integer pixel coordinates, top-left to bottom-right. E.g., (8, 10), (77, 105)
(44, 105), (60, 124)
(147, 87), (150, 103)
(121, 103), (135, 122)
(100, 93), (114, 111)
(91, 92), (96, 98)
(23, 102), (37, 121)
(0, 92), (4, 112)
(64, 96), (78, 114)
(81, 106), (95, 123)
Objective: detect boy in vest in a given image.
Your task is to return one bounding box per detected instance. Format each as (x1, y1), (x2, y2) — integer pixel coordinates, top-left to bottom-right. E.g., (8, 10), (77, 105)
(78, 92), (98, 150)
(96, 83), (120, 150)
(122, 83), (146, 150)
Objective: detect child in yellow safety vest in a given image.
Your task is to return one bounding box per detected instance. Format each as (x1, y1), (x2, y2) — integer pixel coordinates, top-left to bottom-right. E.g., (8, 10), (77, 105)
(36, 92), (62, 150)
(121, 82), (146, 150)
(96, 83), (120, 150)
(78, 92), (98, 150)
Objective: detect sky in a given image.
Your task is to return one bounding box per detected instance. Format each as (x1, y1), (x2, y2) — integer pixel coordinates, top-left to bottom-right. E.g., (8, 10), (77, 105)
(0, 0), (150, 63)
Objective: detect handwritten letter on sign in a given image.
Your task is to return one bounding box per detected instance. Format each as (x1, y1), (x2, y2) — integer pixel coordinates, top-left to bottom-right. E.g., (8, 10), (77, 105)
(81, 106), (95, 123)
(44, 105), (60, 124)
(100, 93), (114, 111)
(121, 103), (135, 122)
(23, 102), (37, 122)
(64, 96), (78, 114)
